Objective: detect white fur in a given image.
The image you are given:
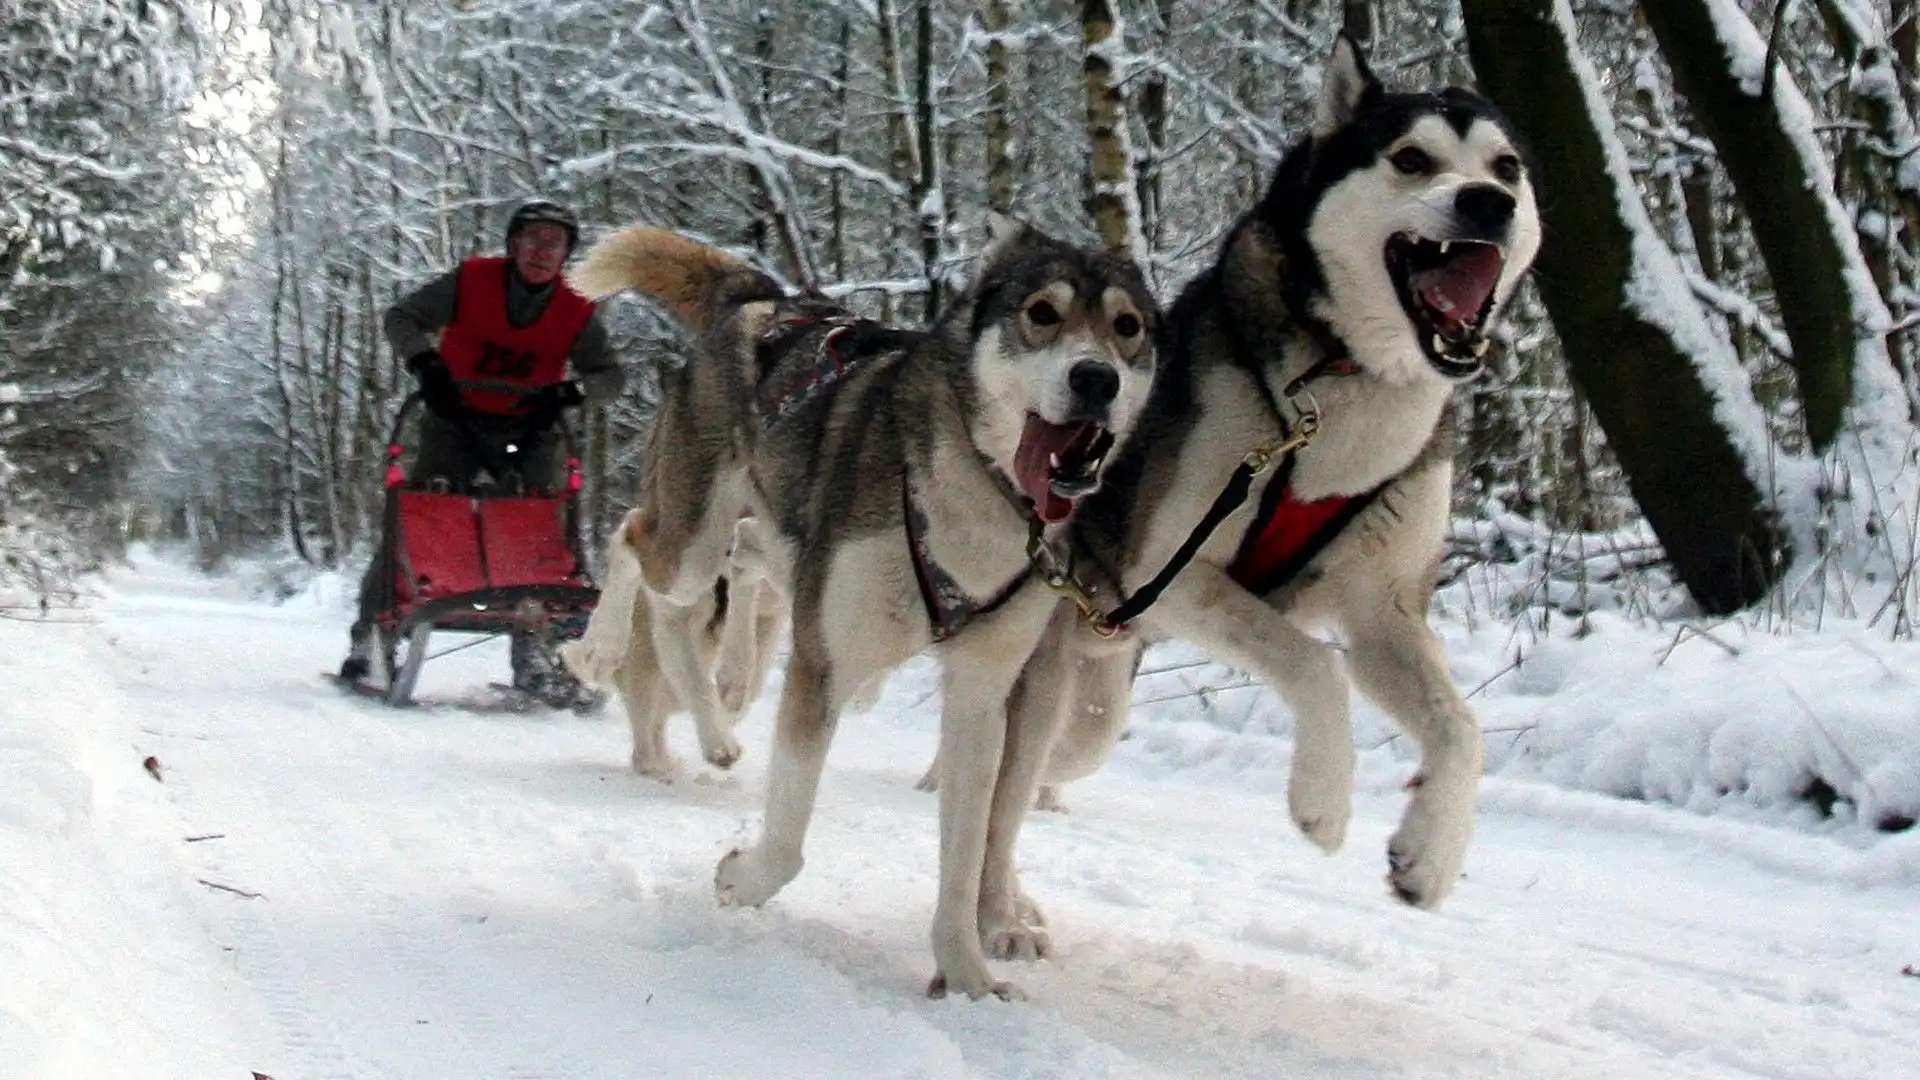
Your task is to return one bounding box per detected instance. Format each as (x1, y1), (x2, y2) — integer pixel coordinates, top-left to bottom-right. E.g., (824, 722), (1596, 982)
(1306, 115), (1545, 388)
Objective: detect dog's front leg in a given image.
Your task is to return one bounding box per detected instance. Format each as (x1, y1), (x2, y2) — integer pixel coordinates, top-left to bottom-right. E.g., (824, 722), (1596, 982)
(1341, 585), (1482, 908)
(715, 646), (838, 907)
(975, 601), (1091, 963)
(1141, 565), (1356, 853)
(928, 601), (1053, 1001)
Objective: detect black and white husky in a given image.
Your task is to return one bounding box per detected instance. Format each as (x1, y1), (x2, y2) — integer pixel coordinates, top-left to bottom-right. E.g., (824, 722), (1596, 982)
(1014, 35), (1543, 911)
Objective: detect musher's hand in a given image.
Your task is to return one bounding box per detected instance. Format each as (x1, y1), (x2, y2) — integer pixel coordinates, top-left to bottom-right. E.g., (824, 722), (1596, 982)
(407, 350), (464, 420)
(521, 380), (585, 433)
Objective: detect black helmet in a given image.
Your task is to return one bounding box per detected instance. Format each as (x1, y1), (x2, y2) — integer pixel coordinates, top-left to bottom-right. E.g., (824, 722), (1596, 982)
(505, 198), (579, 253)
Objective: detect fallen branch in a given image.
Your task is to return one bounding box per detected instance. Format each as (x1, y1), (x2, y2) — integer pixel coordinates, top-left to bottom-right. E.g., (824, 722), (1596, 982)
(183, 833), (226, 843)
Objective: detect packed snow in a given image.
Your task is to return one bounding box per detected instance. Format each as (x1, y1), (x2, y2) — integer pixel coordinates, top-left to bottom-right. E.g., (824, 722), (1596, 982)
(3, 546), (1918, 1079)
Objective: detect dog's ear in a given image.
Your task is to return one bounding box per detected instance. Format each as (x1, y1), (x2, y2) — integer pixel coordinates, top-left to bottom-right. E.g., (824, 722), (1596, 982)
(1313, 32), (1382, 140)
(979, 210), (1041, 268)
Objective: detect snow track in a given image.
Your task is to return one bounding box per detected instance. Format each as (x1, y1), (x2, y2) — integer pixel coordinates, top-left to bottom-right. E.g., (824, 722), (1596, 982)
(15, 555), (1917, 1079)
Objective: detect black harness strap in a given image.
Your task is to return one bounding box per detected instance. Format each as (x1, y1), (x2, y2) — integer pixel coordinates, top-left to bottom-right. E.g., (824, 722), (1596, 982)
(903, 474), (1033, 643)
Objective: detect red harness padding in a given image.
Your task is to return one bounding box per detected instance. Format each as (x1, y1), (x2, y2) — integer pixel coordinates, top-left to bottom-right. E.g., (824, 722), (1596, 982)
(437, 256), (595, 415)
(1228, 473), (1378, 595)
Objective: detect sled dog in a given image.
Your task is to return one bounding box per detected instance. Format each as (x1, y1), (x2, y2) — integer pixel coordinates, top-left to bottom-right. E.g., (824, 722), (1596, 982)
(1030, 35), (1543, 908)
(563, 508), (784, 779)
(566, 216), (1159, 998)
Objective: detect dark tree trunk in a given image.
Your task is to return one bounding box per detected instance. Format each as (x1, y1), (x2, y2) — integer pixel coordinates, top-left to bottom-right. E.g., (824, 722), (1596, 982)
(1641, 0), (1861, 451)
(1462, 0), (1787, 614)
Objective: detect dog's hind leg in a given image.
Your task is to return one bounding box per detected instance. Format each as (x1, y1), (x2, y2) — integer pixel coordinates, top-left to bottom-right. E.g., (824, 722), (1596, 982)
(1033, 635), (1142, 812)
(715, 647), (837, 907)
(610, 574), (680, 780)
(1141, 565), (1356, 853)
(648, 594), (742, 769)
(560, 510), (649, 689)
(1342, 584), (1482, 909)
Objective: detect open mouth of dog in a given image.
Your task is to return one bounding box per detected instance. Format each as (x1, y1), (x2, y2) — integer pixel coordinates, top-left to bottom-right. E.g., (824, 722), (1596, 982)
(1385, 233), (1505, 379)
(1014, 414), (1115, 524)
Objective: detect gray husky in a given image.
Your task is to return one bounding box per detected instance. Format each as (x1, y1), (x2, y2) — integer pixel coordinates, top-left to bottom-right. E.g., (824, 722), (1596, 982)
(1022, 35), (1543, 910)
(564, 218), (1158, 998)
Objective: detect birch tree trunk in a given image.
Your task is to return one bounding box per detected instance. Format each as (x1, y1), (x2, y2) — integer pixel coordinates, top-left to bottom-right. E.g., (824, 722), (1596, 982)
(1462, 0), (1787, 614)
(1082, 0), (1143, 262)
(984, 0), (1016, 215)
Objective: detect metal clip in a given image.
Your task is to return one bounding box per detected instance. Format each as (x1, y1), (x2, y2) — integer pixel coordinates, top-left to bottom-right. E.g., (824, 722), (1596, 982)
(1026, 531), (1125, 638)
(1243, 411), (1319, 474)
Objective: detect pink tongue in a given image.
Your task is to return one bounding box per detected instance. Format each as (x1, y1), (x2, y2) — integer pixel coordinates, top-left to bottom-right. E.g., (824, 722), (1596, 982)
(1014, 416), (1084, 524)
(1412, 245), (1504, 334)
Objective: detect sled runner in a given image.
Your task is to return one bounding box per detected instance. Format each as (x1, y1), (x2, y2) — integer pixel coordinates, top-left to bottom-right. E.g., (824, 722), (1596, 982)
(340, 393), (602, 710)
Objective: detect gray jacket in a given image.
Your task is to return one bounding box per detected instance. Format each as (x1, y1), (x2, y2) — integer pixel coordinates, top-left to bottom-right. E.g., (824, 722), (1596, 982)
(384, 263), (624, 406)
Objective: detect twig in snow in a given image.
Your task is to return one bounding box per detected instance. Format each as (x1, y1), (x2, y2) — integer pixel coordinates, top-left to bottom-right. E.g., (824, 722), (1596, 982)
(1465, 649), (1524, 700)
(183, 833), (226, 843)
(197, 878), (263, 900)
(1656, 623), (1742, 666)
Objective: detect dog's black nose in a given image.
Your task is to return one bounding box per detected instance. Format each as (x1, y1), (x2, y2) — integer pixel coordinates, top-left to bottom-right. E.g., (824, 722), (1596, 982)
(1068, 362), (1121, 407)
(1454, 184), (1516, 233)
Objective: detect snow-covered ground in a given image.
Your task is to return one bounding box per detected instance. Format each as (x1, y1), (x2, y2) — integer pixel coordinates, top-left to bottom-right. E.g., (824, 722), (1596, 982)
(4, 547), (1919, 1079)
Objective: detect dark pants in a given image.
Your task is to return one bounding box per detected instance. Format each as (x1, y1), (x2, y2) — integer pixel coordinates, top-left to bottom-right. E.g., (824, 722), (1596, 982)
(350, 411), (564, 639)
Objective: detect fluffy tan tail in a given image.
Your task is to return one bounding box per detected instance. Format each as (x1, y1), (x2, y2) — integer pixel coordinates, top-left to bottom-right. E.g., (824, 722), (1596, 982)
(570, 226), (749, 333)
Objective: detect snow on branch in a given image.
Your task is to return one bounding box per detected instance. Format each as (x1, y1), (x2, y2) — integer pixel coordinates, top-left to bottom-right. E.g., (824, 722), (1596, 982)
(0, 135), (145, 183)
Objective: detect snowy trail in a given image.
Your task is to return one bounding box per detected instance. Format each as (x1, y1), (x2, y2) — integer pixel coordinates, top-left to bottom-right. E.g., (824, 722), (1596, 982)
(48, 558), (1920, 1078)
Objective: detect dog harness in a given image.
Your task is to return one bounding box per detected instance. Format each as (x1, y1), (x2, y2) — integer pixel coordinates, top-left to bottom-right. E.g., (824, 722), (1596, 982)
(1226, 458), (1380, 595)
(903, 475), (1032, 643)
(757, 315), (865, 429)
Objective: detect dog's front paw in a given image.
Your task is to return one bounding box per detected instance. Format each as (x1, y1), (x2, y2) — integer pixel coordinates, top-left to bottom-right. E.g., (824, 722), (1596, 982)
(714, 846), (796, 908)
(557, 639), (620, 689)
(1288, 743), (1354, 854)
(982, 919), (1050, 963)
(1385, 788), (1472, 908)
(927, 969), (1023, 1002)
(1033, 785), (1067, 813)
(700, 731), (744, 770)
(630, 750), (681, 784)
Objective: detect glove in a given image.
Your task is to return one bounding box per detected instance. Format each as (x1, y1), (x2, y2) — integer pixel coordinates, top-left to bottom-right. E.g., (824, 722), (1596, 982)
(520, 380), (586, 433)
(407, 350), (463, 420)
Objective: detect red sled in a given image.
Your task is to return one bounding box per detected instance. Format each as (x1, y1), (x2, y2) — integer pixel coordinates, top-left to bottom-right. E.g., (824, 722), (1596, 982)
(356, 395), (600, 707)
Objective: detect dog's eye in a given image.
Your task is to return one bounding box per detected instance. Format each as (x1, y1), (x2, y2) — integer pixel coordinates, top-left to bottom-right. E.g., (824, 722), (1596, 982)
(1390, 147), (1432, 175)
(1027, 301), (1061, 326)
(1492, 154), (1523, 184)
(1112, 312), (1141, 338)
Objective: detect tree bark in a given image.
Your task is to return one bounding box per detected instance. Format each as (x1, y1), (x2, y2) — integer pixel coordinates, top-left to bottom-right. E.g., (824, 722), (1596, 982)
(984, 0), (1016, 215)
(913, 0), (942, 324)
(1082, 0), (1142, 260)
(1462, 0), (1786, 614)
(1640, 0), (1861, 451)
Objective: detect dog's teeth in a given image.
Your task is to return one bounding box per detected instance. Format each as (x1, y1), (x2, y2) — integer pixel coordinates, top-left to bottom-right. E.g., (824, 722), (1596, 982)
(1049, 452), (1061, 469)
(1471, 338), (1490, 358)
(1440, 241), (1452, 254)
(1431, 334), (1447, 355)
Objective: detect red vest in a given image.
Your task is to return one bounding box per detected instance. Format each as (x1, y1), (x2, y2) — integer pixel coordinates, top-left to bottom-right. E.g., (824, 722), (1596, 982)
(437, 256), (595, 415)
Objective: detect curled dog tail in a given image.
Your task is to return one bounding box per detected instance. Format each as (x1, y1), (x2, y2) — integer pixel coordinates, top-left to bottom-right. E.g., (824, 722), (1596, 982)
(570, 226), (773, 334)
(559, 509), (650, 689)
